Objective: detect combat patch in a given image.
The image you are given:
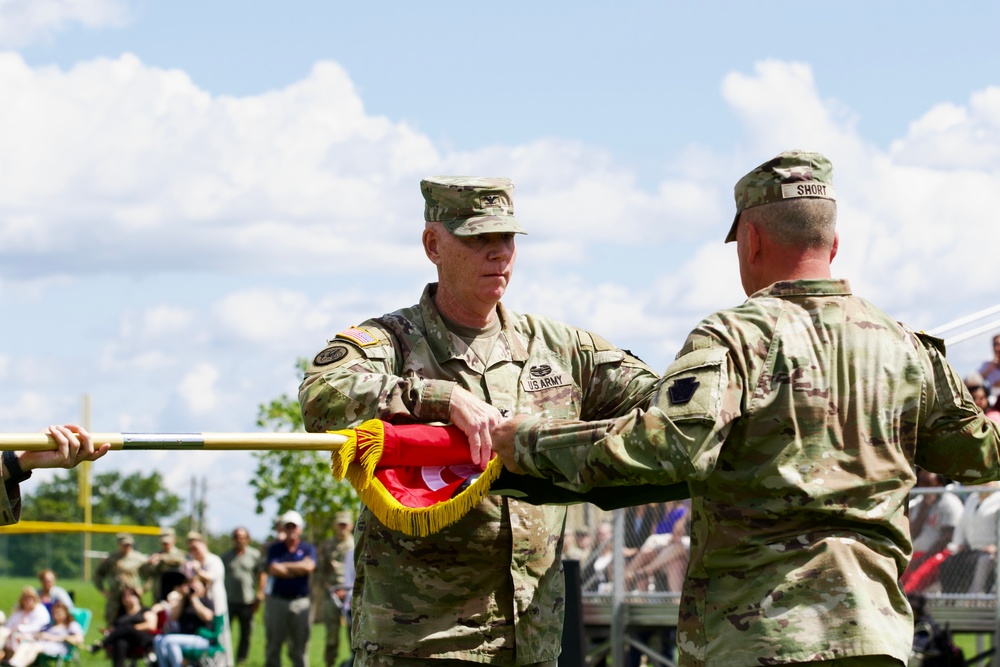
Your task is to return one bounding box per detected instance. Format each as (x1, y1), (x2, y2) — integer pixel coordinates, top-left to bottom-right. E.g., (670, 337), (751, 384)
(659, 346), (728, 421)
(313, 345), (349, 366)
(335, 326), (379, 347)
(521, 364), (571, 392)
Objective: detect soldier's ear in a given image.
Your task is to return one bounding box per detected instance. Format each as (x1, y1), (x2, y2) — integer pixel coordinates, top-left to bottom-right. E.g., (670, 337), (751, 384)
(423, 225), (443, 266)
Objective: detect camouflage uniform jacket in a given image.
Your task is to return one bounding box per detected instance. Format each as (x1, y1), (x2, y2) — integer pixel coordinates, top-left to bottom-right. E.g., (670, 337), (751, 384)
(94, 549), (148, 596)
(300, 283), (658, 664)
(316, 534), (353, 593)
(513, 279), (1000, 667)
(0, 478), (21, 526)
(139, 546), (187, 599)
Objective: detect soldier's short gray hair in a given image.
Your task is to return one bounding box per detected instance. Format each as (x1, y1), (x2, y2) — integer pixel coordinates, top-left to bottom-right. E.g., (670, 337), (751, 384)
(741, 198), (836, 250)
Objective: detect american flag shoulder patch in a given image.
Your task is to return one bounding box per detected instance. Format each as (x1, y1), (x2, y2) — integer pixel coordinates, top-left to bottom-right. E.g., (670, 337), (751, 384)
(335, 327), (379, 347)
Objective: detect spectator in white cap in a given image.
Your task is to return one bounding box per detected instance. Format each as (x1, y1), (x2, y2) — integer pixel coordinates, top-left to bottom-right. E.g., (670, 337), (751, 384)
(264, 510), (315, 667)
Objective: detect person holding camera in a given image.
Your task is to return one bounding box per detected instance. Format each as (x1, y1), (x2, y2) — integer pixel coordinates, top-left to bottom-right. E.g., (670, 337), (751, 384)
(152, 576), (215, 667)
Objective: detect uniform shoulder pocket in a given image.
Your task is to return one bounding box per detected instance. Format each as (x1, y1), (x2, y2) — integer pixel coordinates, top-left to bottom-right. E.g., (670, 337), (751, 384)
(333, 326), (390, 360)
(659, 347), (728, 421)
(577, 329), (626, 365)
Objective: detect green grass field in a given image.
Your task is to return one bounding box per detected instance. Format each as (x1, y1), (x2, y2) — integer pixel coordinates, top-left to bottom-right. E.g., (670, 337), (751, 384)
(0, 577), (350, 667)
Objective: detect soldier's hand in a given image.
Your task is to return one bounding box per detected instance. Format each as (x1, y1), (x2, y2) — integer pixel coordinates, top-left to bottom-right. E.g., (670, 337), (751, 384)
(20, 425), (110, 472)
(448, 386), (502, 470)
(490, 415), (529, 474)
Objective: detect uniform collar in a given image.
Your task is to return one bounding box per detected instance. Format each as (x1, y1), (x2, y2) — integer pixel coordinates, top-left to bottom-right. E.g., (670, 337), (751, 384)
(419, 284), (528, 366)
(750, 278), (852, 300)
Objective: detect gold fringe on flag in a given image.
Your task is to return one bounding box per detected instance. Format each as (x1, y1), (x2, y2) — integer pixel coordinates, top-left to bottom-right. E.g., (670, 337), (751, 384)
(328, 419), (503, 537)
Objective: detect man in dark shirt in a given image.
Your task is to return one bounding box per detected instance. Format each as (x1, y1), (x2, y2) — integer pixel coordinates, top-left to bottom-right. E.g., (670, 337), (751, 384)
(264, 510), (316, 667)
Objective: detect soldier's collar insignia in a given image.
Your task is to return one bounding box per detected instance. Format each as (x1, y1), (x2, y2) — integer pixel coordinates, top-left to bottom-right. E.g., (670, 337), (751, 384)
(668, 377), (700, 405)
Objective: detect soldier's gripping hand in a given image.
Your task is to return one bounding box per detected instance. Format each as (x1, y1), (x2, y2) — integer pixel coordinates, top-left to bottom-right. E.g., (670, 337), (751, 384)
(448, 386), (502, 470)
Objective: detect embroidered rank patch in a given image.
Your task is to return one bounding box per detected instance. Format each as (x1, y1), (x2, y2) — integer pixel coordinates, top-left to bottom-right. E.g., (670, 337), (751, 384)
(336, 327), (378, 347)
(668, 377), (700, 405)
(521, 364), (571, 392)
(314, 345), (349, 367)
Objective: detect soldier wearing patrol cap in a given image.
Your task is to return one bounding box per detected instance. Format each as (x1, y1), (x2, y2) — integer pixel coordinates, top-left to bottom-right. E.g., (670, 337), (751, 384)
(316, 511), (354, 667)
(491, 150), (1000, 666)
(95, 533), (148, 624)
(300, 176), (658, 666)
(140, 526), (187, 602)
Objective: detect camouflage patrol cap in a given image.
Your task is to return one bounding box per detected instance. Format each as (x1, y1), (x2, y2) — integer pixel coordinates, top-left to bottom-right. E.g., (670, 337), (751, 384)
(421, 176), (526, 236)
(334, 511), (353, 526)
(725, 150), (836, 243)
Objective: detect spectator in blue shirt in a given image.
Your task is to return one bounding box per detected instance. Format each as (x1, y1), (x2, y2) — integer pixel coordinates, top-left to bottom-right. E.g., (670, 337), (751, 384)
(264, 510), (315, 667)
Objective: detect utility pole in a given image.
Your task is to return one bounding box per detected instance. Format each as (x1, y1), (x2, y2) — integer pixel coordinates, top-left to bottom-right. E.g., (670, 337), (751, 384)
(189, 476), (197, 533)
(198, 476), (208, 533)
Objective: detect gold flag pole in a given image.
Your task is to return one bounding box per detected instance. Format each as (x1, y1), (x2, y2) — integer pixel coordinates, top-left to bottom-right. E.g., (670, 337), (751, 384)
(0, 432), (348, 451)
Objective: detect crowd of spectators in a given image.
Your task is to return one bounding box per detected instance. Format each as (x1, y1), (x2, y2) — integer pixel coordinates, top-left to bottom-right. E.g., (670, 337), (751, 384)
(0, 509), (356, 667)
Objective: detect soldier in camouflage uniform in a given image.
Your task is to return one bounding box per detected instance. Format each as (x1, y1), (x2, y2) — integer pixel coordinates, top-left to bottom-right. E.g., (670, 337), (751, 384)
(492, 151), (1000, 667)
(316, 511), (354, 667)
(0, 425), (109, 526)
(95, 533), (148, 624)
(299, 176), (659, 667)
(140, 527), (187, 601)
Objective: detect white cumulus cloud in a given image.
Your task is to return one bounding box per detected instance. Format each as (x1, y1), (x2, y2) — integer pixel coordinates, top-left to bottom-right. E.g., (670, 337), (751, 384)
(0, 0), (128, 47)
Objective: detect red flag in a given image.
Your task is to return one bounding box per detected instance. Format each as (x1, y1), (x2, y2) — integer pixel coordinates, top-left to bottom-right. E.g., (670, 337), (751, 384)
(330, 420), (503, 536)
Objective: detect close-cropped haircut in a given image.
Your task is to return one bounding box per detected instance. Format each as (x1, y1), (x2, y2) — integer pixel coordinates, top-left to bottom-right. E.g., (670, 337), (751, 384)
(741, 198), (837, 250)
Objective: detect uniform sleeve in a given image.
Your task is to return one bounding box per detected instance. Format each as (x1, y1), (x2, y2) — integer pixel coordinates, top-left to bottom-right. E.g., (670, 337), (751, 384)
(514, 340), (744, 491)
(914, 333), (1000, 483)
(576, 330), (660, 421)
(0, 478), (21, 526)
(299, 323), (454, 432)
(93, 558), (110, 592)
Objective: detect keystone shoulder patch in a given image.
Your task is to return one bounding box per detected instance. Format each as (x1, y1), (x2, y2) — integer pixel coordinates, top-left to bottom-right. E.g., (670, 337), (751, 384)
(667, 377), (700, 405)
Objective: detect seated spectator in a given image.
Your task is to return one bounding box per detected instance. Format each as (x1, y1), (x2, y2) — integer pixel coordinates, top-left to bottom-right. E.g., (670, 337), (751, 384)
(90, 587), (159, 667)
(969, 384), (990, 412)
(623, 504), (664, 559)
(4, 600), (82, 667)
(987, 400), (1000, 425)
(37, 569), (74, 615)
(581, 522), (615, 593)
(624, 500), (691, 592)
(152, 576), (215, 667)
(902, 470), (964, 594)
(562, 528), (593, 563)
(978, 334), (1000, 402)
(0, 587), (51, 660)
(941, 483), (1000, 594)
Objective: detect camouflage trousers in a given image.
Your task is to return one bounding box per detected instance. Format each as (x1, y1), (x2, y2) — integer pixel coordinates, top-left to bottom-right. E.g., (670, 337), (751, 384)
(355, 654), (558, 667)
(323, 596), (344, 667)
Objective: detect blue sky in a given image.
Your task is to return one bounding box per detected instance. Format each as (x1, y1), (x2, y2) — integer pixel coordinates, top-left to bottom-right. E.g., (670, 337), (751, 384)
(2, 0), (999, 538)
